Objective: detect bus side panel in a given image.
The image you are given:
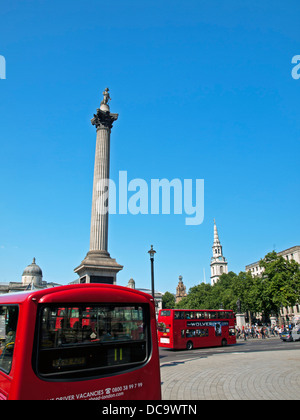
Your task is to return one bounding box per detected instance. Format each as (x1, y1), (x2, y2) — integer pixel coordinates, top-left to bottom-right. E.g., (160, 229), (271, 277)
(0, 301), (32, 400)
(7, 299), (37, 400)
(173, 325), (184, 349)
(0, 372), (10, 399)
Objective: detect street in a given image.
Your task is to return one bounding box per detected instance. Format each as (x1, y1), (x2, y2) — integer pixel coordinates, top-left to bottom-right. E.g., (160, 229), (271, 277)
(159, 336), (300, 365)
(159, 338), (300, 400)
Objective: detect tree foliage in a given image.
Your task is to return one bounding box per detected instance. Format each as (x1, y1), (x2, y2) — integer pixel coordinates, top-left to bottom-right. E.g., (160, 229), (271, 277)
(171, 251), (300, 320)
(258, 251), (300, 315)
(162, 291), (175, 309)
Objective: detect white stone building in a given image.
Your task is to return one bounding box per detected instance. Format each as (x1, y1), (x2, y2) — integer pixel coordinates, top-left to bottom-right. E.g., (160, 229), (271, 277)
(245, 246), (300, 276)
(0, 258), (61, 294)
(245, 246), (300, 323)
(210, 220), (228, 285)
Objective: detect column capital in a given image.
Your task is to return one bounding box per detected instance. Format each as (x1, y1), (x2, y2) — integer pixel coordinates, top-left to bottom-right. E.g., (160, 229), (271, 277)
(91, 109), (118, 130)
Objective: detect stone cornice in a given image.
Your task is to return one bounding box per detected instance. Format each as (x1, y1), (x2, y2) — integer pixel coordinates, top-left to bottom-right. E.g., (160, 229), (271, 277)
(91, 109), (118, 129)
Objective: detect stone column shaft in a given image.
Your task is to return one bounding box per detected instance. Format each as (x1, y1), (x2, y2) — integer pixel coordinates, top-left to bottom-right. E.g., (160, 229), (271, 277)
(90, 126), (110, 251)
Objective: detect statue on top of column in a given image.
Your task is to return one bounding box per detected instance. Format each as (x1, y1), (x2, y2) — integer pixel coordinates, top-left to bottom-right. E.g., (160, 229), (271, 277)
(100, 87), (111, 111)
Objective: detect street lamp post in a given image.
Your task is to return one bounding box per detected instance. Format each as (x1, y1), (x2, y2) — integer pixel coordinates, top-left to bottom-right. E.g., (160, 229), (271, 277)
(148, 245), (156, 298)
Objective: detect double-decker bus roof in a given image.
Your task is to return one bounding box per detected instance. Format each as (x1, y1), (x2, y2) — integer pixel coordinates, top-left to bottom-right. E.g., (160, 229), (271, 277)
(163, 308), (234, 312)
(0, 283), (155, 304)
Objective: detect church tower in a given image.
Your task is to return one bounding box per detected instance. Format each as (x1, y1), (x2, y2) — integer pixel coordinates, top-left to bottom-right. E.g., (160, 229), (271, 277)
(176, 275), (187, 303)
(210, 219), (228, 285)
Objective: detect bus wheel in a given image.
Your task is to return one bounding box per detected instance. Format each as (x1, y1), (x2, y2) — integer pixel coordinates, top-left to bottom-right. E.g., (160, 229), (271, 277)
(186, 341), (193, 350)
(221, 339), (227, 347)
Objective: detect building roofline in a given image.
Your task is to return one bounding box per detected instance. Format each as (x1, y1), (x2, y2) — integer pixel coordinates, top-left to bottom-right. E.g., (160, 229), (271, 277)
(245, 246), (300, 269)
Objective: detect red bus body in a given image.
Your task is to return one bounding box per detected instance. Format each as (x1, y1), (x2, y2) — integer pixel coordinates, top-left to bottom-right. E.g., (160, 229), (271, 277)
(0, 284), (161, 400)
(158, 309), (236, 350)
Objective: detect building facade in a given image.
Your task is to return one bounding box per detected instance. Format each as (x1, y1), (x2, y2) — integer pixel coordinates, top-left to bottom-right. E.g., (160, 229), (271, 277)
(245, 246), (300, 323)
(245, 246), (300, 276)
(0, 258), (61, 294)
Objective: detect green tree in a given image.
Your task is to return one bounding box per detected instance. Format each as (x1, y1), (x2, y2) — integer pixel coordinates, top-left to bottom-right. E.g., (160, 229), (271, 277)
(210, 271), (238, 309)
(175, 282), (212, 309)
(162, 291), (176, 309)
(170, 253), (299, 320)
(258, 251), (300, 317)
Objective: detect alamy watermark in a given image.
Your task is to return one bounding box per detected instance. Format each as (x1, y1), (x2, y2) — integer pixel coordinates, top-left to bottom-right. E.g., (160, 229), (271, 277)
(0, 55), (6, 79)
(291, 55), (300, 80)
(95, 171), (204, 226)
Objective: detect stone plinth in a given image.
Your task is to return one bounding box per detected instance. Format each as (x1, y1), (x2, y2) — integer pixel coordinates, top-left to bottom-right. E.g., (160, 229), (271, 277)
(74, 250), (123, 285)
(236, 313), (246, 328)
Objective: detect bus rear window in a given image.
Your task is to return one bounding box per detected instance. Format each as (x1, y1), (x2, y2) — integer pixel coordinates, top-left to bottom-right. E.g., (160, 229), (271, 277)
(0, 305), (19, 374)
(35, 304), (149, 380)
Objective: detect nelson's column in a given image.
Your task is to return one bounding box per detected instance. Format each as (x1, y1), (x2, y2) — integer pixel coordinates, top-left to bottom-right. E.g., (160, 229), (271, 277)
(74, 88), (123, 284)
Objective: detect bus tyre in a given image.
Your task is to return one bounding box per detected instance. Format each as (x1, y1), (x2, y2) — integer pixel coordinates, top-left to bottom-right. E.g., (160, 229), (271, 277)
(221, 339), (227, 347)
(186, 341), (193, 350)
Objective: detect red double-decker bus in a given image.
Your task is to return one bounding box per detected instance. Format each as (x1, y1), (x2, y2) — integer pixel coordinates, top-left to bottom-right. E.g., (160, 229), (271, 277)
(0, 284), (161, 400)
(158, 309), (236, 350)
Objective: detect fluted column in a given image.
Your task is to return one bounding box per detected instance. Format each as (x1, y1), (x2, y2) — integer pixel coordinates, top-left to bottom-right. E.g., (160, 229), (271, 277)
(74, 88), (123, 284)
(90, 125), (110, 251)
(89, 101), (118, 252)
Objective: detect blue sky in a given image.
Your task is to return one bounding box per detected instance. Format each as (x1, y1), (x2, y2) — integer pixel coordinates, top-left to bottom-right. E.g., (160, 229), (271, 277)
(0, 0), (299, 293)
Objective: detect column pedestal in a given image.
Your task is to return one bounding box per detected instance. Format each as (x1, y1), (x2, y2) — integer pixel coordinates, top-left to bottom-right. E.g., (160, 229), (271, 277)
(74, 250), (123, 285)
(236, 313), (246, 328)
(270, 316), (277, 327)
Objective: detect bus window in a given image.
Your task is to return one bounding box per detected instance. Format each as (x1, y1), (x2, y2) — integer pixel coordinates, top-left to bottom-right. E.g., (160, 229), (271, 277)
(160, 310), (170, 317)
(186, 329), (191, 337)
(182, 328), (209, 338)
(0, 305), (19, 374)
(35, 304), (149, 380)
(174, 311), (184, 320)
(229, 328), (236, 336)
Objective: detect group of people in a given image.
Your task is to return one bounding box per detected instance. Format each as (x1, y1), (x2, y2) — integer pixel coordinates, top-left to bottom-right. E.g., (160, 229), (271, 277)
(236, 324), (283, 340)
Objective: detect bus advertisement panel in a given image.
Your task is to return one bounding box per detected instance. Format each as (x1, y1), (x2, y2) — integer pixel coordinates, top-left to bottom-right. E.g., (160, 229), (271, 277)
(158, 309), (236, 350)
(0, 284), (161, 400)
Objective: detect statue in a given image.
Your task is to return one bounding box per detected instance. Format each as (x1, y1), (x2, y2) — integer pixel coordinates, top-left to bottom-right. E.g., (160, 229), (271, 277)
(92, 87), (118, 128)
(100, 87), (111, 110)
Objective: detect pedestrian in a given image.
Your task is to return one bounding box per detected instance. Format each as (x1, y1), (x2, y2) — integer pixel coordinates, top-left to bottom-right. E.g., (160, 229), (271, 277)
(242, 326), (246, 340)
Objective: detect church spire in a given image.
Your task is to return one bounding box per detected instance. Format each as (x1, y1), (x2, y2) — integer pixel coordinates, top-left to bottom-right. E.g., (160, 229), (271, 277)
(210, 219), (228, 285)
(213, 219), (220, 246)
